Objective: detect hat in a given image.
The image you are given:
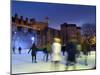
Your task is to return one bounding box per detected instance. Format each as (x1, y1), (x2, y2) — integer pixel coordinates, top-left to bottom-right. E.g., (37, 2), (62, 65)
(54, 37), (61, 43)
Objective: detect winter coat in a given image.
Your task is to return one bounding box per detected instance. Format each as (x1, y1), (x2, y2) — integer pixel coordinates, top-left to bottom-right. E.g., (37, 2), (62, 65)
(66, 42), (77, 62)
(28, 44), (37, 56)
(51, 42), (62, 61)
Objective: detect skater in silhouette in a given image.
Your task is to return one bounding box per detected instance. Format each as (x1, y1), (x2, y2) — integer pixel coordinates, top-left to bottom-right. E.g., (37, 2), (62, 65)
(18, 46), (22, 54)
(43, 46), (47, 61)
(82, 40), (90, 65)
(65, 42), (77, 70)
(12, 46), (15, 54)
(28, 43), (37, 63)
(61, 44), (66, 56)
(43, 41), (51, 62)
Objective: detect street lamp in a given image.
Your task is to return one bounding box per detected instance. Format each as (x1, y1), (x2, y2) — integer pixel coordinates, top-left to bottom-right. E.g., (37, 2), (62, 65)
(14, 31), (16, 34)
(31, 36), (35, 44)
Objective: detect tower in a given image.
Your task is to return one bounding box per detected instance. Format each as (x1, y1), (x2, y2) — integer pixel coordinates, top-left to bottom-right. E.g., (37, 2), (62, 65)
(45, 16), (49, 24)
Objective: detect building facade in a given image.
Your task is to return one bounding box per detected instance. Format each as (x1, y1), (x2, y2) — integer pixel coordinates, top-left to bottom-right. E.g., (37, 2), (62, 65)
(61, 23), (82, 45)
(12, 14), (60, 49)
(12, 14), (81, 49)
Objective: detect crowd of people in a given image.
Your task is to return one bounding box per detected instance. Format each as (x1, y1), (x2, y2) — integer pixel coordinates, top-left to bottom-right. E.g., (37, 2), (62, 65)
(12, 37), (92, 70)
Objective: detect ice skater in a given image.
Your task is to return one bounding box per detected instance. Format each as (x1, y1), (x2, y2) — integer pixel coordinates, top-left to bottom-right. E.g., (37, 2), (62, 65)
(43, 47), (47, 61)
(12, 46), (15, 54)
(28, 43), (37, 63)
(51, 37), (62, 70)
(65, 41), (77, 70)
(18, 46), (22, 54)
(82, 40), (90, 65)
(61, 44), (66, 56)
(43, 41), (51, 62)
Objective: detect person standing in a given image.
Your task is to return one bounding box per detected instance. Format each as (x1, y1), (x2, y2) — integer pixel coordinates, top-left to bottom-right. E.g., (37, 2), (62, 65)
(12, 46), (15, 54)
(46, 41), (51, 61)
(82, 40), (90, 65)
(18, 46), (22, 54)
(43, 42), (52, 62)
(28, 43), (37, 63)
(61, 44), (66, 56)
(42, 45), (47, 61)
(51, 37), (62, 70)
(65, 41), (77, 70)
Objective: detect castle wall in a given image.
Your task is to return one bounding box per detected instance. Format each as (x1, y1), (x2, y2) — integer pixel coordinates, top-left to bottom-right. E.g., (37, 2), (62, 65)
(12, 14), (82, 49)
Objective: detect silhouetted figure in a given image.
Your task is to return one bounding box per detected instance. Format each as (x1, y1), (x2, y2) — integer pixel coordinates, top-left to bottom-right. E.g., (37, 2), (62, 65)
(61, 44), (66, 56)
(88, 44), (91, 55)
(28, 43), (37, 63)
(43, 47), (48, 61)
(43, 42), (51, 62)
(82, 40), (90, 65)
(65, 42), (77, 70)
(18, 47), (22, 54)
(12, 46), (15, 54)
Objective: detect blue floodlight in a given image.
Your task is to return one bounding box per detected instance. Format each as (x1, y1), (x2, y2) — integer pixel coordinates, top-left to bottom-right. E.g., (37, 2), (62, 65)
(31, 37), (35, 43)
(14, 31), (16, 34)
(31, 37), (34, 41)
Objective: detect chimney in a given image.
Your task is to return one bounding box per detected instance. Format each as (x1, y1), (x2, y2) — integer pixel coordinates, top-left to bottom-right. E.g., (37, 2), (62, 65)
(14, 13), (19, 24)
(26, 17), (28, 22)
(25, 17), (28, 24)
(15, 13), (18, 19)
(19, 16), (24, 24)
(20, 16), (23, 20)
(30, 18), (36, 25)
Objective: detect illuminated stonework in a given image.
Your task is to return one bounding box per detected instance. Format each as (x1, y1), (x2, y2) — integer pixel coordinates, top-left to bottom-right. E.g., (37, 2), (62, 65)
(12, 14), (81, 49)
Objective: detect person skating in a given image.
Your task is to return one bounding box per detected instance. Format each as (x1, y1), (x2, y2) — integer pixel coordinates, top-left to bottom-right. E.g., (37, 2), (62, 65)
(12, 46), (15, 54)
(46, 41), (52, 62)
(51, 37), (62, 70)
(42, 46), (47, 61)
(28, 43), (37, 63)
(82, 40), (90, 65)
(18, 46), (22, 54)
(61, 44), (66, 56)
(43, 41), (51, 62)
(65, 41), (77, 70)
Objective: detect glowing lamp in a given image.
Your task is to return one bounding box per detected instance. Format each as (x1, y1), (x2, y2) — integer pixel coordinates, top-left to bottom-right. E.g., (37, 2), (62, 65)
(14, 31), (16, 34)
(31, 37), (35, 43)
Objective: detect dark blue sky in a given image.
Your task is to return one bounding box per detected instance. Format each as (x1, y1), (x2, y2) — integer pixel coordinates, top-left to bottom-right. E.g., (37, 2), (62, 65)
(12, 1), (96, 30)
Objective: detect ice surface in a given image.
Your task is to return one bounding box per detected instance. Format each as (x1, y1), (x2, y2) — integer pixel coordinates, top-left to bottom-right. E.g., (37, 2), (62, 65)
(12, 49), (96, 74)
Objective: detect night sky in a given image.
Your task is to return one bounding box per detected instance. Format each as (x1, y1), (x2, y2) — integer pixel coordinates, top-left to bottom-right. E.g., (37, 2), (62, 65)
(12, 1), (96, 30)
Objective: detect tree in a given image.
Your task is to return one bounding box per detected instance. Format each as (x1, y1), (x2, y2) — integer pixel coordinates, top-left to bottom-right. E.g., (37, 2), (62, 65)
(82, 23), (96, 45)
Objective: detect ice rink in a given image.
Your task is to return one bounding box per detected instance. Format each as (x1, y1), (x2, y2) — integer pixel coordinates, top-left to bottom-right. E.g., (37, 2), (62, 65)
(11, 49), (96, 74)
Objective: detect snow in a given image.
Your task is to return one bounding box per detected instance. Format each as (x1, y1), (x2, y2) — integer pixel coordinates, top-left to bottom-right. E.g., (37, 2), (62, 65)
(12, 49), (96, 74)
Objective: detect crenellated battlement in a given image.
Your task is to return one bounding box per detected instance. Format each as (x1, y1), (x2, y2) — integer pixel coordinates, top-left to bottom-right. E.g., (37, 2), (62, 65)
(12, 14), (48, 31)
